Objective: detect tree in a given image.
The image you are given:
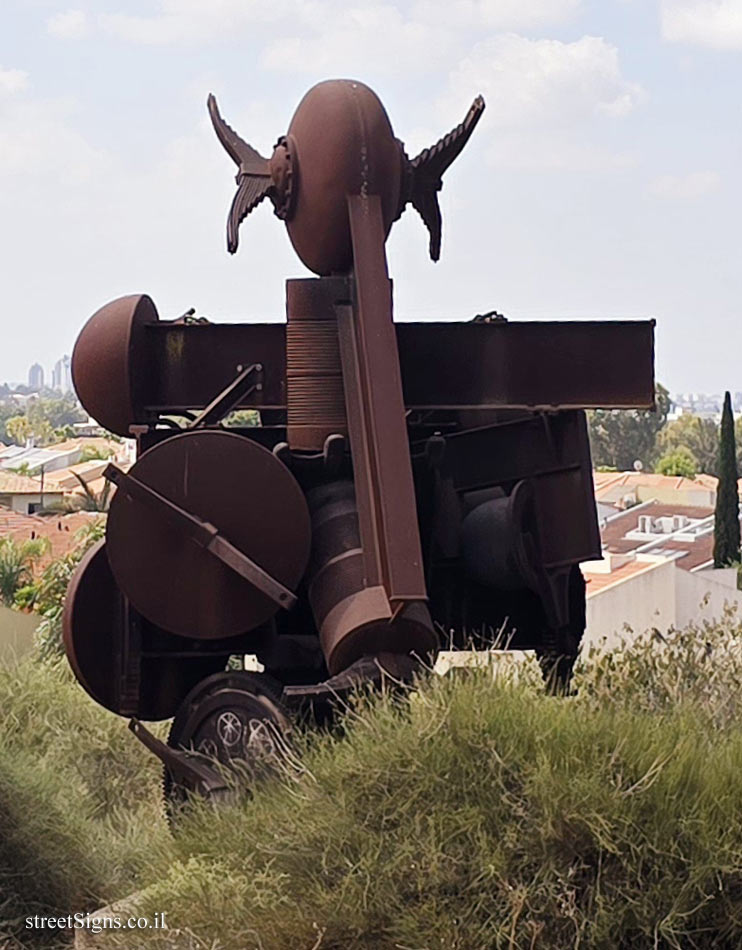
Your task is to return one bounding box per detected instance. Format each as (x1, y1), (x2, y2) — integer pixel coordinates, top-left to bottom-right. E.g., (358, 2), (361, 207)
(655, 446), (697, 478)
(0, 537), (50, 605)
(656, 414), (719, 475)
(5, 415), (32, 446)
(713, 391), (740, 568)
(587, 384), (670, 471)
(42, 473), (112, 514)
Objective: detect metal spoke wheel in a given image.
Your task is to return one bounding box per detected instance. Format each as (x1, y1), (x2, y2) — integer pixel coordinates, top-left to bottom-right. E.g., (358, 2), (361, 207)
(163, 671), (290, 824)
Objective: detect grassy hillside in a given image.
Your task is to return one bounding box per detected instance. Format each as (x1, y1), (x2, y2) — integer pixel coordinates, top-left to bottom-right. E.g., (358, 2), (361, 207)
(2, 608), (742, 949)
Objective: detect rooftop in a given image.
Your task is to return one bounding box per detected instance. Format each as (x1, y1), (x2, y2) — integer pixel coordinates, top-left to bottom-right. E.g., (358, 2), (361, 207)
(599, 500), (719, 572)
(585, 556), (667, 596)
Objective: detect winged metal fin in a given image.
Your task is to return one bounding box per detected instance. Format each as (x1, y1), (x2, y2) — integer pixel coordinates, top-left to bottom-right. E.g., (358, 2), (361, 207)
(208, 94), (274, 253)
(409, 96), (485, 261)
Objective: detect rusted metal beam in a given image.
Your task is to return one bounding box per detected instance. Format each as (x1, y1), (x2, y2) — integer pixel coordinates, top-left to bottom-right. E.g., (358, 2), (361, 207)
(141, 319), (654, 418)
(343, 194), (427, 604)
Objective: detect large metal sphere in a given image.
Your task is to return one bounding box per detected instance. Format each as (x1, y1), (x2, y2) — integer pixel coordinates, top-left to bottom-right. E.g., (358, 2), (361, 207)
(285, 80), (405, 275)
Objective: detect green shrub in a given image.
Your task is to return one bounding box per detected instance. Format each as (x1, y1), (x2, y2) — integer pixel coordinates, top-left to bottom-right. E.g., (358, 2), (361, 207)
(5, 618), (742, 948)
(0, 659), (168, 946)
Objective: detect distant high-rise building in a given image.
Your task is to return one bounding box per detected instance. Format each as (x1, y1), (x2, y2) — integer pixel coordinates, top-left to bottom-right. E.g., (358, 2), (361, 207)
(52, 355), (72, 393)
(28, 363), (44, 390)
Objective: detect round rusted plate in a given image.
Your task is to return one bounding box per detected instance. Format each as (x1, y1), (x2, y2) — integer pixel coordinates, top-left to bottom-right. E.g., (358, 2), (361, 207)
(62, 539), (230, 720)
(106, 430), (311, 640)
(285, 80), (404, 275)
(71, 294), (158, 437)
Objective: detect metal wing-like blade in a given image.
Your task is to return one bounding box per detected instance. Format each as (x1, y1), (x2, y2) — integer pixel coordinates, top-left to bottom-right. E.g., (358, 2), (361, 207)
(409, 95), (485, 261)
(207, 93), (271, 175)
(208, 93), (274, 254)
(227, 174), (274, 254)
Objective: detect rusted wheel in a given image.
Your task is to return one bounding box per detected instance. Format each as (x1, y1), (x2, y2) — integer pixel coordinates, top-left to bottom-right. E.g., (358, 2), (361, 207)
(163, 671), (291, 824)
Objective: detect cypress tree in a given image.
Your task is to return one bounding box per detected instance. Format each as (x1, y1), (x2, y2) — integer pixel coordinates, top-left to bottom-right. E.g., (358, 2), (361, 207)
(713, 391), (740, 567)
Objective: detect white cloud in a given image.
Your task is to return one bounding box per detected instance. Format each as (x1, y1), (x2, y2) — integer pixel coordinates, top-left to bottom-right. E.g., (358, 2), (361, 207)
(434, 35), (644, 171)
(47, 9), (90, 39)
(648, 170), (721, 198)
(100, 0), (581, 52)
(100, 0), (290, 45)
(0, 70), (106, 184)
(443, 34), (644, 128)
(0, 67), (29, 95)
(261, 3), (454, 75)
(412, 0), (581, 30)
(661, 1), (742, 49)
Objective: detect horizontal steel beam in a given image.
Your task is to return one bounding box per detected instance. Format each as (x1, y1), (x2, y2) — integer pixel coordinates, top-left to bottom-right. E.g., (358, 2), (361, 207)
(143, 318), (654, 414)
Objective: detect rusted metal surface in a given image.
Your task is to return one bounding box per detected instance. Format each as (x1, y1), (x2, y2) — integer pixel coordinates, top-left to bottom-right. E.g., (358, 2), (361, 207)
(71, 294), (157, 437)
(286, 278), (349, 450)
(106, 430), (310, 639)
(209, 79), (484, 272)
(62, 540), (230, 719)
(64, 76), (658, 756)
(74, 317), (653, 426)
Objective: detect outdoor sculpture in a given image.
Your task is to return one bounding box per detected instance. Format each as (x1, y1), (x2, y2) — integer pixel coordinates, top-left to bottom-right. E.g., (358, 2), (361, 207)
(63, 79), (655, 811)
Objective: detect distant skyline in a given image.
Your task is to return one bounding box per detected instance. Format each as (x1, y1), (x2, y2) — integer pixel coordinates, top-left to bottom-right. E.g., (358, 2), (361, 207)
(2, 0), (741, 392)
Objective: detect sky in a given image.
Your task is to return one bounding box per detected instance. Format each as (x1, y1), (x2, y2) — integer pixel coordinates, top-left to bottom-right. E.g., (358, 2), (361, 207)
(1, 0), (741, 394)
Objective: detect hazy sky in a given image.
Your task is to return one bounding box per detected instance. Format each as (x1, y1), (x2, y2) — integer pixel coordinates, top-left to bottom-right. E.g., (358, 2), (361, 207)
(1, 0), (741, 393)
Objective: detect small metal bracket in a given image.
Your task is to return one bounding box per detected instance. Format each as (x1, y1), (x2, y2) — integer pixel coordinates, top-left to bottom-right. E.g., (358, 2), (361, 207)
(104, 463), (297, 610)
(189, 363), (263, 429)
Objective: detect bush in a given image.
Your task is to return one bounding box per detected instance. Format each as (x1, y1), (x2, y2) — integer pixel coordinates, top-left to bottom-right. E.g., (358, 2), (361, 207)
(655, 446), (697, 478)
(5, 618), (742, 948)
(33, 519), (105, 661)
(0, 659), (168, 946)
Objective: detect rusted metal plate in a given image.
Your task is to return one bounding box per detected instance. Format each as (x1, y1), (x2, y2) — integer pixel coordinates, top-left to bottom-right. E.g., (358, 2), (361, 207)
(396, 320), (655, 410)
(106, 430), (311, 639)
(62, 540), (230, 720)
(134, 319), (654, 419)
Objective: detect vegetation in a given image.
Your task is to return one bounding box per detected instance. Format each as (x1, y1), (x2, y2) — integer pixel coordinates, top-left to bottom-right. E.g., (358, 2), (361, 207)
(4, 610), (742, 948)
(0, 537), (50, 606)
(713, 391), (740, 567)
(656, 413), (719, 475)
(31, 519), (106, 660)
(2, 393), (86, 447)
(43, 474), (113, 516)
(587, 384), (670, 471)
(655, 445), (697, 477)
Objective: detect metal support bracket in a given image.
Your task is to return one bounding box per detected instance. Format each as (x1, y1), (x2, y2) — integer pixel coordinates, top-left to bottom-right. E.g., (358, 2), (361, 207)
(104, 464), (297, 610)
(189, 362), (263, 428)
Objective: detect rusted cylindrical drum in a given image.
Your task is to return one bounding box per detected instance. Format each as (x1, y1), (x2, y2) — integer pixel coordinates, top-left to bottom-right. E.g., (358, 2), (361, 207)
(306, 481), (437, 674)
(286, 279), (347, 450)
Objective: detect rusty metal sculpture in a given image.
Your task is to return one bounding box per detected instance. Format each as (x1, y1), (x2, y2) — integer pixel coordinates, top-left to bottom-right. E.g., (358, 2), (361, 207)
(64, 79), (655, 812)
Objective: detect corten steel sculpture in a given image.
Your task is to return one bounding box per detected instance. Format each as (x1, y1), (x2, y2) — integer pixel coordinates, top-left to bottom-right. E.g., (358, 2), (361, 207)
(64, 79), (655, 811)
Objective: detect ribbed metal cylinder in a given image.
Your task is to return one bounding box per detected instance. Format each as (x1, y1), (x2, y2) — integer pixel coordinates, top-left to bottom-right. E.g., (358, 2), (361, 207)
(305, 480), (437, 675)
(286, 279), (347, 450)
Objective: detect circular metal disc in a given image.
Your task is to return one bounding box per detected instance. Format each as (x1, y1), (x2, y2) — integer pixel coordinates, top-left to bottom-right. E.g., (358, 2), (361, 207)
(106, 430), (311, 639)
(62, 539), (229, 720)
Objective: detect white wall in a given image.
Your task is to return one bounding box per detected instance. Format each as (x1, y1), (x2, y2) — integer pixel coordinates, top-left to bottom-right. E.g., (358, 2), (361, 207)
(585, 559), (676, 652)
(0, 604), (39, 664)
(676, 568), (742, 629)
